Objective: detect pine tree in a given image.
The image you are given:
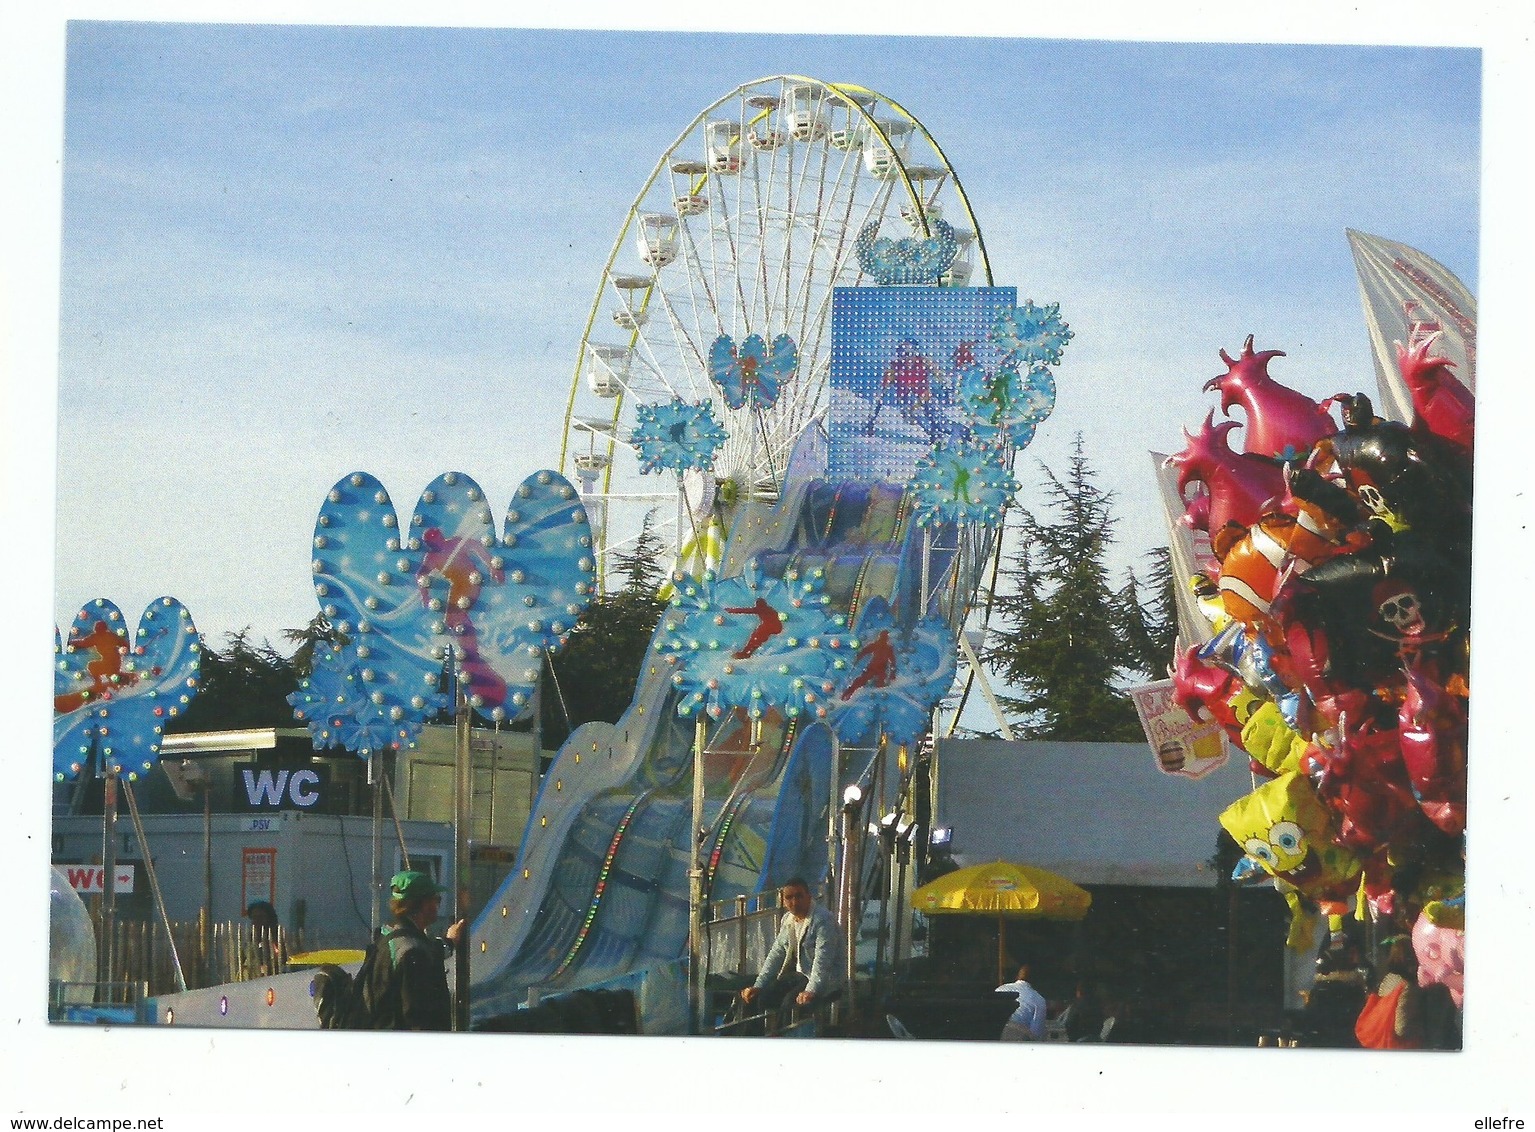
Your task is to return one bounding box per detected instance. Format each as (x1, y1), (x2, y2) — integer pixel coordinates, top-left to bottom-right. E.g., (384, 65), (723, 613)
(541, 511), (670, 746)
(1117, 546), (1177, 683)
(984, 434), (1143, 740)
(168, 628), (300, 732)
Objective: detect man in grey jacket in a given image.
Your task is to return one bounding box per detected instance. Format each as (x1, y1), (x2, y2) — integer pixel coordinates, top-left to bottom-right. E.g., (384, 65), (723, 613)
(741, 877), (844, 1027)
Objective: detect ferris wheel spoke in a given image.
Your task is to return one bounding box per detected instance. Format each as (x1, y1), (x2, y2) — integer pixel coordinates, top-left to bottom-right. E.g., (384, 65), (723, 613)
(562, 75), (988, 589)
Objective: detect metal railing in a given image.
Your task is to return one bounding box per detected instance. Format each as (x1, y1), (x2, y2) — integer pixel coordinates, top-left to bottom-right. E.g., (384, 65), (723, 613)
(699, 893), (837, 1037)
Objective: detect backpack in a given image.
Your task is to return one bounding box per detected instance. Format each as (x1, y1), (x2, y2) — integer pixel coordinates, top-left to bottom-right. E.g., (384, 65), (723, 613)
(314, 936), (383, 1030)
(313, 928), (432, 1029)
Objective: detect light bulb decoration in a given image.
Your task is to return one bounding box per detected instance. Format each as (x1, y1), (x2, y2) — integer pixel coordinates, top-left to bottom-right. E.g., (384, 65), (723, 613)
(657, 559), (853, 721)
(990, 300), (1074, 368)
(956, 360), (1057, 447)
(908, 439), (1020, 527)
(829, 596), (959, 748)
(299, 469), (596, 751)
(629, 397), (728, 475)
(287, 639), (446, 756)
(853, 217), (959, 286)
(707, 332), (797, 412)
(53, 597), (201, 780)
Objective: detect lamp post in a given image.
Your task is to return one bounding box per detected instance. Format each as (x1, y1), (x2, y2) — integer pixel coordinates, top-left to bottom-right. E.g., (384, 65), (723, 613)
(838, 784), (864, 1024)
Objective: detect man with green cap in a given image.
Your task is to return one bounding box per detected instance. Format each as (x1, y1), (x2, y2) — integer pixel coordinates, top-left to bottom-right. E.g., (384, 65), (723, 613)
(362, 870), (466, 1031)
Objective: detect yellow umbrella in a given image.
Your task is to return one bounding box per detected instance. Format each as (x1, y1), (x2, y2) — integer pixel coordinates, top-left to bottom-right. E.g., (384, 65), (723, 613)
(911, 860), (1091, 985)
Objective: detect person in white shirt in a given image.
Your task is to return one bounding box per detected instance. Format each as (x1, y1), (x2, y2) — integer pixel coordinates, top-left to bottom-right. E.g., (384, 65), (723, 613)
(741, 877), (844, 1027)
(996, 962), (1047, 1041)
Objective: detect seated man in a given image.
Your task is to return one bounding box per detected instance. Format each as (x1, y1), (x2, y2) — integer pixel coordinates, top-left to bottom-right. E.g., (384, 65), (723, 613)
(996, 961), (1047, 1041)
(740, 877), (844, 1029)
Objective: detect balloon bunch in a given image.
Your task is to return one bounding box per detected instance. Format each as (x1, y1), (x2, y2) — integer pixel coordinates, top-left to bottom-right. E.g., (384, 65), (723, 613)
(1163, 333), (1471, 946)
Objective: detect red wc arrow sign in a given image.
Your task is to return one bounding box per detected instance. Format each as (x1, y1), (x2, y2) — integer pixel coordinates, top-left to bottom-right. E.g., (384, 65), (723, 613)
(61, 864), (136, 894)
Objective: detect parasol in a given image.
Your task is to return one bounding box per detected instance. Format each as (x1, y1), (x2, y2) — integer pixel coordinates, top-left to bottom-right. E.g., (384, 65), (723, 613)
(911, 860), (1091, 985)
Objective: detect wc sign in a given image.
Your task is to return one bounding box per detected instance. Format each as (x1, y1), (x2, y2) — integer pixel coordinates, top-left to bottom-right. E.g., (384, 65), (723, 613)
(233, 763), (331, 812)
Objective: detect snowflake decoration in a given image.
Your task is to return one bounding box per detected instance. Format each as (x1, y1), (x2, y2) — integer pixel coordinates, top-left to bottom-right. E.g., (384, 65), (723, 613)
(657, 561), (855, 721)
(629, 398), (728, 475)
(708, 333), (798, 412)
(957, 362), (1057, 446)
(992, 300), (1074, 367)
(288, 640), (448, 757)
(830, 597), (958, 747)
(306, 468), (595, 729)
(908, 440), (1019, 527)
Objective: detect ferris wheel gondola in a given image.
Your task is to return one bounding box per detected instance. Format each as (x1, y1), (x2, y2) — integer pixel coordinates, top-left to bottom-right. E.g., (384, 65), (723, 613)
(558, 75), (993, 589)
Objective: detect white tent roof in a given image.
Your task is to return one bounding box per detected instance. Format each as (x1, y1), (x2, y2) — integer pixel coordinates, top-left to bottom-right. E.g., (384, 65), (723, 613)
(933, 739), (1258, 888)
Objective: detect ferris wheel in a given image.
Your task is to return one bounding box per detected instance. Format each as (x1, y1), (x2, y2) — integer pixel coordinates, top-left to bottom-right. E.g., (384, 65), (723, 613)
(558, 75), (992, 588)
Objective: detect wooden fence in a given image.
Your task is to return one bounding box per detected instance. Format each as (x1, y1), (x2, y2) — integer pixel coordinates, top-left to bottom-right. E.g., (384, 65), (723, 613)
(88, 910), (311, 1000)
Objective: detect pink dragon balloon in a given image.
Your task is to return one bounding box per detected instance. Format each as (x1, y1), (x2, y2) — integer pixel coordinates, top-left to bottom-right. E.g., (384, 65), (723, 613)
(1397, 332), (1475, 453)
(1205, 335), (1338, 461)
(1165, 412), (1286, 535)
(1398, 662), (1468, 837)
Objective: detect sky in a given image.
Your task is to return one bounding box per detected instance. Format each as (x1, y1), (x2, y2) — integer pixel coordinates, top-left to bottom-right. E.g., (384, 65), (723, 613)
(47, 22), (1483, 649)
(8, 1), (1535, 1121)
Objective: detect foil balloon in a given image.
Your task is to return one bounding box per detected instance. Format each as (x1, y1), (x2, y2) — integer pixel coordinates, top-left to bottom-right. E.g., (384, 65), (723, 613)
(1412, 907), (1465, 1008)
(1164, 412), (1286, 535)
(1398, 662), (1468, 836)
(1218, 772), (1362, 904)
(1312, 719), (1423, 855)
(1203, 335), (1337, 461)
(1397, 332), (1474, 453)
(53, 597), (201, 780)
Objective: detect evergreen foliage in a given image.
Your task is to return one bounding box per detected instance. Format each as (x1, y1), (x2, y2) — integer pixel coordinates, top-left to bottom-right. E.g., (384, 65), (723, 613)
(167, 628), (299, 732)
(540, 511), (669, 747)
(984, 435), (1153, 741)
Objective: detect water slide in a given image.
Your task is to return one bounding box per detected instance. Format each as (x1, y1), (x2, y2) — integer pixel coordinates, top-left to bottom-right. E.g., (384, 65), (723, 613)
(467, 426), (965, 1031)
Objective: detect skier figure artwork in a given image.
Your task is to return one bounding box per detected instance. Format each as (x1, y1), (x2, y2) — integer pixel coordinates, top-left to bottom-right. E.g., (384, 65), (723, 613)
(863, 340), (978, 443)
(724, 598), (785, 659)
(418, 525), (508, 702)
(840, 629), (898, 701)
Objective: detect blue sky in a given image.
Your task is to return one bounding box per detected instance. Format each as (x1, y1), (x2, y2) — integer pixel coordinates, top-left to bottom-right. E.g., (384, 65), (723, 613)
(10, 4), (1535, 1116)
(50, 24), (1481, 647)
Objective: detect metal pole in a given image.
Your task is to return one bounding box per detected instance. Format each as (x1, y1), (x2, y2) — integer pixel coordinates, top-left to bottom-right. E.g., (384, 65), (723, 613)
(368, 752), (381, 934)
(688, 715), (707, 1034)
(100, 763), (118, 1000)
(453, 687), (472, 1033)
(839, 799), (861, 1026)
(827, 733), (840, 897)
(122, 778), (187, 992)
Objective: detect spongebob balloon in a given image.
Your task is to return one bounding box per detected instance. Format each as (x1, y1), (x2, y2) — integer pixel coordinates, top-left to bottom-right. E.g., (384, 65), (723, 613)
(1220, 772), (1363, 947)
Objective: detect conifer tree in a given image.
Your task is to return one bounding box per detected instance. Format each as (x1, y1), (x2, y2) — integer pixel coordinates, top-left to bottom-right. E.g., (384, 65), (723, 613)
(540, 510), (670, 745)
(984, 434), (1143, 740)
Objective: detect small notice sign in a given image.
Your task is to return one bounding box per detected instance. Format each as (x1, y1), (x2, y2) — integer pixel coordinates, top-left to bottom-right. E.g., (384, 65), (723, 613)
(1129, 678), (1230, 779)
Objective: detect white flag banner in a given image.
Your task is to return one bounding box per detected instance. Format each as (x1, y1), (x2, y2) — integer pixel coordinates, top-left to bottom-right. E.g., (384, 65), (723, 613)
(1150, 451), (1216, 649)
(1347, 228), (1477, 427)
